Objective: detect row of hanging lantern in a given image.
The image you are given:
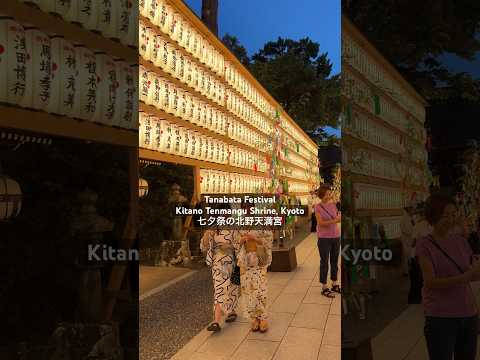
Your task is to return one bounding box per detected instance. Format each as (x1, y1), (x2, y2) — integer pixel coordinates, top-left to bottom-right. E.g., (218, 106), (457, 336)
(19, 0), (137, 47)
(287, 182), (310, 194)
(139, 112), (268, 171)
(343, 33), (424, 123)
(139, 66), (273, 149)
(139, 25), (272, 135)
(139, 0), (278, 119)
(353, 184), (403, 210)
(0, 17), (137, 129)
(199, 169), (268, 194)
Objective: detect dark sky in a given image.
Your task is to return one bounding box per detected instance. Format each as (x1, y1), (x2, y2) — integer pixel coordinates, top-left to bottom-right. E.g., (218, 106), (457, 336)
(440, 53), (480, 79)
(183, 0), (341, 75)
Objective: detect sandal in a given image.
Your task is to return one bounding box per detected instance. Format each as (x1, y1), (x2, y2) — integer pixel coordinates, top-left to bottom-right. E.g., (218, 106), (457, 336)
(321, 288), (335, 298)
(331, 285), (341, 294)
(207, 322), (221, 332)
(251, 319), (260, 332)
(225, 313), (237, 323)
(259, 320), (268, 333)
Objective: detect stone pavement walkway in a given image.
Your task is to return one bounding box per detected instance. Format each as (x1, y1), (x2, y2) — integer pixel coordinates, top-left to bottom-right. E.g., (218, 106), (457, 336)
(171, 233), (341, 360)
(372, 282), (480, 360)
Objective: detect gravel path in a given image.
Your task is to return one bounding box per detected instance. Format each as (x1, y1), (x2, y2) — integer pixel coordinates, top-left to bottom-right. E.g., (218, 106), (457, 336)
(140, 267), (213, 360)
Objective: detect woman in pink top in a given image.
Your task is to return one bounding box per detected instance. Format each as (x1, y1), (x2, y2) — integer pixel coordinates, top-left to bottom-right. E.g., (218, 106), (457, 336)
(416, 193), (480, 360)
(315, 184), (341, 298)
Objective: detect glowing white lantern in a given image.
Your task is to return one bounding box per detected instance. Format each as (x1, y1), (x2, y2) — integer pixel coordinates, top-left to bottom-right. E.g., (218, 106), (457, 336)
(172, 125), (183, 155)
(206, 106), (213, 130)
(0, 18), (28, 106)
(117, 0), (137, 47)
(163, 120), (174, 153)
(160, 79), (171, 112)
(176, 52), (185, 80)
(192, 63), (199, 90)
(191, 97), (200, 125)
(151, 73), (162, 109)
(73, 46), (99, 121)
(169, 12), (180, 42)
(169, 83), (179, 115)
(184, 92), (193, 122)
(72, 0), (99, 30)
(202, 136), (210, 161)
(190, 29), (199, 57)
(139, 65), (153, 104)
(175, 88), (185, 118)
(139, 177), (149, 198)
(151, 117), (167, 151)
(139, 22), (152, 61)
(93, 53), (118, 125)
(182, 129), (190, 157)
(183, 21), (192, 50)
(139, 112), (153, 149)
(150, 33), (161, 66)
(197, 135), (205, 160)
(211, 109), (218, 133)
(166, 43), (177, 75)
(97, 0), (118, 38)
(157, 2), (171, 33)
(177, 19), (185, 47)
(114, 61), (137, 129)
(184, 58), (193, 86)
(188, 131), (197, 158)
(139, 0), (149, 17)
(46, 36), (73, 115)
(146, 0), (159, 23)
(0, 172), (22, 221)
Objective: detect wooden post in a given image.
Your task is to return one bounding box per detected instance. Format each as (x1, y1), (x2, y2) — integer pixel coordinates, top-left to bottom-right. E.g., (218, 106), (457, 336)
(104, 146), (139, 321)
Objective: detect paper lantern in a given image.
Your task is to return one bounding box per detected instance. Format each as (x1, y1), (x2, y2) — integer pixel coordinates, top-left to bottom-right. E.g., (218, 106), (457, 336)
(163, 120), (174, 153)
(181, 127), (190, 157)
(177, 18), (186, 47)
(97, 0), (118, 38)
(198, 135), (205, 160)
(139, 22), (151, 61)
(146, 0), (159, 23)
(166, 43), (177, 75)
(93, 53), (118, 126)
(175, 88), (184, 118)
(16, 27), (50, 111)
(150, 34), (161, 66)
(0, 18), (28, 106)
(170, 83), (178, 115)
(169, 12), (181, 42)
(139, 112), (153, 149)
(73, 46), (99, 121)
(113, 61), (137, 129)
(176, 52), (185, 80)
(153, 118), (168, 152)
(188, 131), (197, 158)
(183, 20), (192, 50)
(139, 178), (149, 198)
(117, 0), (137, 47)
(139, 65), (152, 104)
(0, 173), (22, 221)
(157, 2), (171, 33)
(173, 125), (185, 155)
(72, 0), (99, 30)
(45, 36), (73, 115)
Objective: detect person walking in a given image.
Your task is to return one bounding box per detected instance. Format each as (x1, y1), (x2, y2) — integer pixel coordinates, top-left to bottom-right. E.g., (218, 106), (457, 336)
(201, 227), (240, 332)
(416, 193), (480, 360)
(315, 184), (341, 298)
(237, 229), (273, 333)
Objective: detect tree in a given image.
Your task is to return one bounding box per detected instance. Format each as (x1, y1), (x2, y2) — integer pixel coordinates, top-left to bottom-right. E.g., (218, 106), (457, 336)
(201, 0), (218, 35)
(222, 34), (250, 66)
(343, 0), (480, 101)
(249, 37), (341, 132)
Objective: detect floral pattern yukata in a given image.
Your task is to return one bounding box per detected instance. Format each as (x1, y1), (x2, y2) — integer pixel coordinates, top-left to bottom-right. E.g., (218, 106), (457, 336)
(237, 230), (273, 321)
(201, 229), (240, 315)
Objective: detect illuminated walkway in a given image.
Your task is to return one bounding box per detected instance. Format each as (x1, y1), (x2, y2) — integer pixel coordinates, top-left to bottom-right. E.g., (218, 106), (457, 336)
(171, 233), (341, 360)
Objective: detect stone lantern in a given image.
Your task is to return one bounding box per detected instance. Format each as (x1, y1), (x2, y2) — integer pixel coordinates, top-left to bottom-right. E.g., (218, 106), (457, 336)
(70, 188), (114, 323)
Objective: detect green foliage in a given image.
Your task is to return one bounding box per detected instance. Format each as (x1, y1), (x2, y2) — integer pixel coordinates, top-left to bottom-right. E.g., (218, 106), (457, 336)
(250, 37), (341, 132)
(221, 35), (342, 133)
(343, 0), (480, 101)
(222, 34), (250, 66)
